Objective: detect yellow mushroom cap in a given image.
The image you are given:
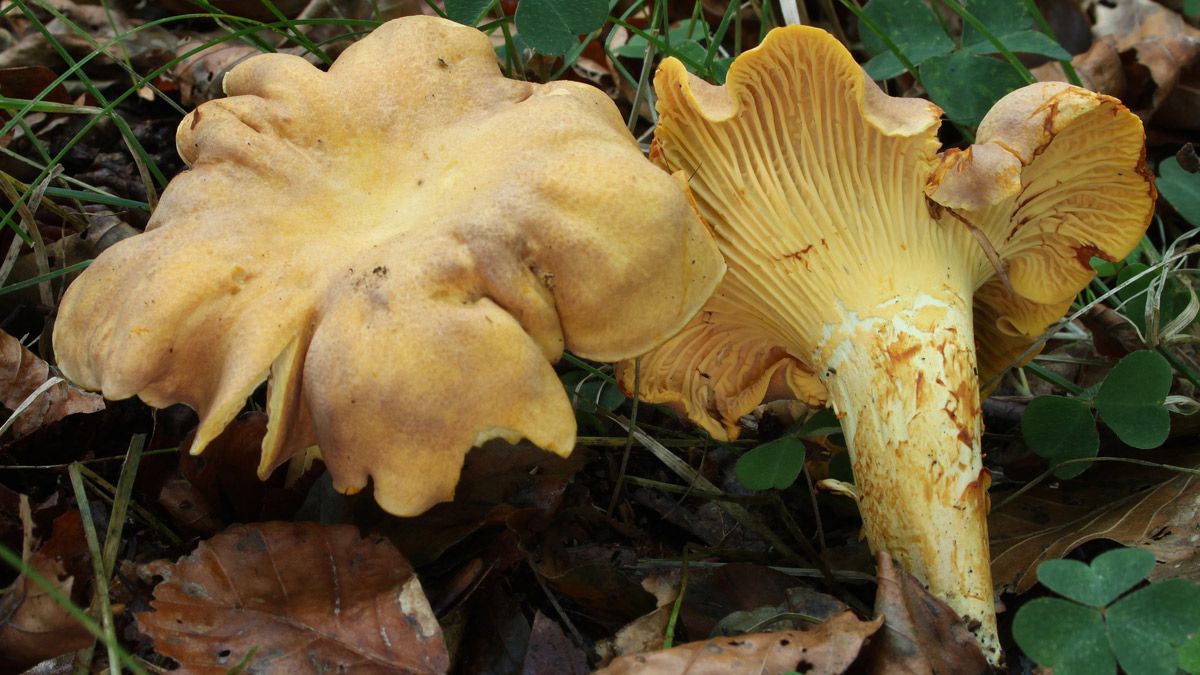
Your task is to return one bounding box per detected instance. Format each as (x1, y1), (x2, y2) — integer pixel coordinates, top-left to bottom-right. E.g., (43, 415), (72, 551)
(623, 27), (1154, 440)
(52, 16), (724, 517)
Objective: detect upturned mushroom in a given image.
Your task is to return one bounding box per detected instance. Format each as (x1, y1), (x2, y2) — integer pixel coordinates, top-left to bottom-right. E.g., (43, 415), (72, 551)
(620, 26), (1154, 663)
(52, 16), (724, 517)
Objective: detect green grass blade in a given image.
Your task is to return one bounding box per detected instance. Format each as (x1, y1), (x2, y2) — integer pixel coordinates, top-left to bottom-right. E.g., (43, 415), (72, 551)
(0, 260), (91, 297)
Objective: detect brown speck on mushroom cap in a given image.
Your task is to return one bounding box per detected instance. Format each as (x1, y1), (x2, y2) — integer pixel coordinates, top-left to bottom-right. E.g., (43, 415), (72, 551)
(52, 16), (724, 518)
(619, 26), (1153, 665)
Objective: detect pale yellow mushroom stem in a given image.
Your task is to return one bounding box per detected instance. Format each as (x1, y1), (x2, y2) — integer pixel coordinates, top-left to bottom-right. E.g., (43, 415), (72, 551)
(815, 288), (997, 663)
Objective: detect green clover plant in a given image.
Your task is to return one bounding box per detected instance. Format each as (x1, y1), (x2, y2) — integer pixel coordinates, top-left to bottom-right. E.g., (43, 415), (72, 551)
(1013, 548), (1200, 675)
(735, 408), (842, 490)
(1022, 350), (1173, 479)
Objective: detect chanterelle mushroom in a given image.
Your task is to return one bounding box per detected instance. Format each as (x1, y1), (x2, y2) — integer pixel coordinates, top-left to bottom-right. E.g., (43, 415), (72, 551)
(620, 26), (1154, 663)
(52, 16), (724, 517)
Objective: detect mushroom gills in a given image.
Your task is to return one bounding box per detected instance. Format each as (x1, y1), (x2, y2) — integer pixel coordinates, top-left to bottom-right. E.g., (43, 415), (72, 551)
(814, 288), (998, 663)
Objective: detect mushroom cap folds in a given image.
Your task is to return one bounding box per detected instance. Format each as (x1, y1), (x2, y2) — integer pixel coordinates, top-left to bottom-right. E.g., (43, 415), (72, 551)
(52, 16), (724, 517)
(621, 26), (1153, 664)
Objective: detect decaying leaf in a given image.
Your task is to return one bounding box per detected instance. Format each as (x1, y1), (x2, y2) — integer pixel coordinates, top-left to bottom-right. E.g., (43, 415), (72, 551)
(990, 452), (1200, 594)
(595, 573), (679, 664)
(1092, 0), (1200, 127)
(170, 38), (266, 107)
(156, 412), (321, 536)
(595, 610), (882, 675)
(137, 521), (449, 673)
(0, 330), (102, 439)
(0, 498), (93, 673)
(522, 610), (589, 675)
(864, 553), (988, 674)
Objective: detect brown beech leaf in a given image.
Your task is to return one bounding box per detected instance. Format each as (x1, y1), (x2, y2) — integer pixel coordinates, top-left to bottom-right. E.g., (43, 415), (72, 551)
(162, 412), (321, 534)
(0, 330), (103, 439)
(170, 37), (270, 107)
(864, 553), (988, 675)
(1033, 39), (1127, 96)
(1092, 0), (1200, 125)
(0, 66), (72, 103)
(0, 498), (93, 673)
(595, 573), (679, 664)
(595, 610), (881, 675)
(137, 522), (448, 673)
(522, 611), (589, 675)
(990, 451), (1200, 594)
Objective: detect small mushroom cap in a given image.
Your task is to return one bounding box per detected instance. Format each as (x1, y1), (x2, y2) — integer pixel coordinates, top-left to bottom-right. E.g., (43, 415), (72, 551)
(622, 26), (1153, 438)
(53, 16), (723, 516)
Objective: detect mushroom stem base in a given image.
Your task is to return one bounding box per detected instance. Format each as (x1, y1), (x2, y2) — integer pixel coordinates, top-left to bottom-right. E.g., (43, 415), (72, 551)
(815, 291), (999, 665)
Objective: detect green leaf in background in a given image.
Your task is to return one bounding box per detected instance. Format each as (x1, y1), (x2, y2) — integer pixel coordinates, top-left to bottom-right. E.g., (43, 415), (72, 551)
(1012, 597), (1114, 675)
(709, 57), (733, 84)
(612, 25), (702, 57)
(671, 40), (711, 74)
(1186, 0), (1200, 19)
(515, 0), (608, 56)
(963, 30), (1069, 59)
(920, 50), (1025, 125)
(1107, 579), (1200, 675)
(791, 407), (842, 437)
(960, 0), (1070, 59)
(445, 0), (494, 26)
(1036, 548), (1154, 607)
(1180, 632), (1200, 674)
(735, 435), (807, 490)
(446, 0), (492, 25)
(1017, 549), (1200, 675)
(1091, 256), (1120, 278)
(1158, 156), (1200, 227)
(860, 0), (954, 79)
(1095, 350), (1172, 449)
(1021, 395), (1098, 479)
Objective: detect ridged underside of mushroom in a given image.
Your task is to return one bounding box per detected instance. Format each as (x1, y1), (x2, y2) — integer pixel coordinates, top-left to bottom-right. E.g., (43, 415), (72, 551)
(52, 16), (725, 516)
(626, 27), (1153, 438)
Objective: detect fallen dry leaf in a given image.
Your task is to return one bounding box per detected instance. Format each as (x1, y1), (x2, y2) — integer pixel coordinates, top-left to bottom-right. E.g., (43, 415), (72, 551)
(1093, 0), (1200, 127)
(595, 610), (881, 675)
(522, 610), (589, 675)
(595, 573), (679, 664)
(1033, 39), (1127, 98)
(678, 563), (819, 639)
(990, 451), (1200, 594)
(158, 412), (321, 535)
(170, 37), (273, 107)
(863, 553), (988, 675)
(0, 497), (93, 673)
(137, 521), (448, 673)
(0, 330), (103, 439)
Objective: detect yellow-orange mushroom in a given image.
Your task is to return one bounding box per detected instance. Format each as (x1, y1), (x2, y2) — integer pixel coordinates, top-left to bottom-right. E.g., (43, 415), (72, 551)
(53, 16), (724, 517)
(621, 26), (1154, 663)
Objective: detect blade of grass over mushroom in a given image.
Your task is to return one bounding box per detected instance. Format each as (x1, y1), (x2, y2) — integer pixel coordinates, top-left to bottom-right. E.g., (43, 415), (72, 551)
(52, 16), (724, 518)
(623, 25), (1154, 665)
